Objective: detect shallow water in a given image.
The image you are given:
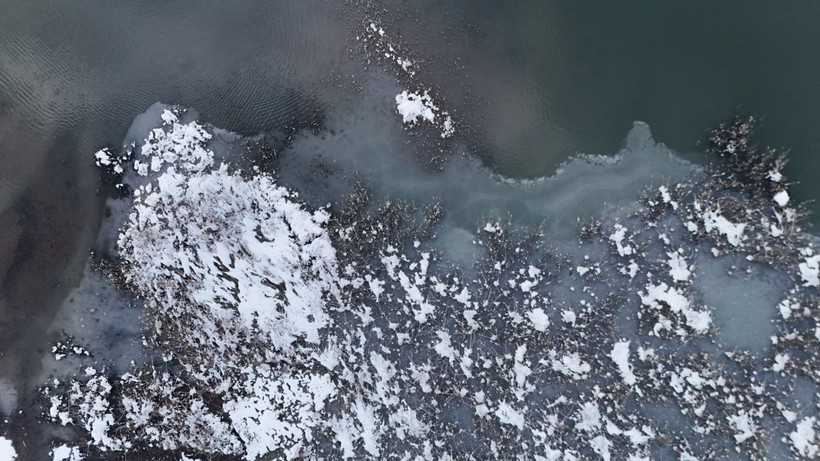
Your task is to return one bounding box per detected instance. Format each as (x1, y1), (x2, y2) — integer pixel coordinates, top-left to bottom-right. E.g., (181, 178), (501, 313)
(34, 104), (807, 459)
(0, 0), (819, 457)
(694, 254), (787, 353)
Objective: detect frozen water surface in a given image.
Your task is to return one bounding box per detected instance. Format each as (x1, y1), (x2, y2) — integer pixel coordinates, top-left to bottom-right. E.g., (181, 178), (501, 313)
(29, 101), (817, 460)
(0, 3), (818, 460)
(277, 73), (693, 244)
(694, 254), (786, 352)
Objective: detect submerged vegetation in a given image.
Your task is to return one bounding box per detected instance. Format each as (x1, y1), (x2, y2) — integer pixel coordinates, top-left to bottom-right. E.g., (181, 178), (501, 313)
(36, 107), (818, 460)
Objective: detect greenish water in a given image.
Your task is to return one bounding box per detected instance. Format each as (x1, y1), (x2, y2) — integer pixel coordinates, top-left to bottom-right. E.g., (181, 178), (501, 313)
(1, 1), (818, 236)
(0, 0), (818, 453)
(2, 0), (818, 394)
(381, 0), (819, 223)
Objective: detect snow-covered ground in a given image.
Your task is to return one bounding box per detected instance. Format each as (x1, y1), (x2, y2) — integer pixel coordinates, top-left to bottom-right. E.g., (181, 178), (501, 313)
(32, 107), (818, 460)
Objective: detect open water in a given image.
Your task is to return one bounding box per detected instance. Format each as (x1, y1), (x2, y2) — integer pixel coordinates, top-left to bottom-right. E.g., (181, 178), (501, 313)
(0, 0), (818, 456)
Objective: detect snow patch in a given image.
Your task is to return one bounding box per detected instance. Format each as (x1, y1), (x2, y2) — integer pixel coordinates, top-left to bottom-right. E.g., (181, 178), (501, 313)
(527, 308), (550, 332)
(0, 438), (15, 461)
(395, 90), (455, 138)
(798, 252), (819, 287)
(789, 417), (818, 458)
(51, 445), (84, 461)
(610, 341), (637, 386)
(702, 210), (746, 247)
(773, 190), (789, 207)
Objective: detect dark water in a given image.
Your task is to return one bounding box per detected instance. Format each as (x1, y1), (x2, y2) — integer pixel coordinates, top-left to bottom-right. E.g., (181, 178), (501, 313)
(0, 0), (356, 447)
(0, 0), (819, 451)
(376, 0), (820, 212)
